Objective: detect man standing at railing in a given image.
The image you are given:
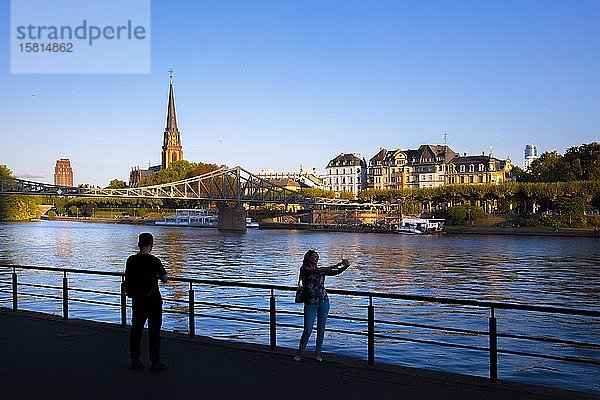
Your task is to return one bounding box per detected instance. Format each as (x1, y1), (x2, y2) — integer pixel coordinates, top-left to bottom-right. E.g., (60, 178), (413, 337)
(124, 232), (169, 372)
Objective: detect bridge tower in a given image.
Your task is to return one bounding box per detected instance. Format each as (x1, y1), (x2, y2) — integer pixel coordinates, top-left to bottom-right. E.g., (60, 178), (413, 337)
(161, 68), (184, 170)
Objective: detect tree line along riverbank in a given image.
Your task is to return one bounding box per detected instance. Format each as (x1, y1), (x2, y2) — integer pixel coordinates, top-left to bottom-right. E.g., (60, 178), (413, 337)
(2, 179), (600, 231)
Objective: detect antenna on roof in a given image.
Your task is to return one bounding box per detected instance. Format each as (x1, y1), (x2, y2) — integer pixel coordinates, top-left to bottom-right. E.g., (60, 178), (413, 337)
(443, 131), (447, 146)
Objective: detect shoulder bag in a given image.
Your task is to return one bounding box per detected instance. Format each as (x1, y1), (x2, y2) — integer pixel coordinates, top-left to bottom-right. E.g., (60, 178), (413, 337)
(294, 272), (304, 303)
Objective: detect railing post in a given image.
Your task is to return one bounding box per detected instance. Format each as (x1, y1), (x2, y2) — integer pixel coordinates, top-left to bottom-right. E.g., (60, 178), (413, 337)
(489, 307), (498, 383)
(269, 289), (276, 349)
(62, 271), (68, 320)
(120, 277), (127, 327)
(368, 296), (374, 365)
(188, 282), (195, 338)
(12, 267), (17, 311)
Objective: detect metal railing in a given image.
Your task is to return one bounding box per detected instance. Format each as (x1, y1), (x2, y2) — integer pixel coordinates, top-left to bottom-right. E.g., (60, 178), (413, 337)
(1, 263), (599, 384)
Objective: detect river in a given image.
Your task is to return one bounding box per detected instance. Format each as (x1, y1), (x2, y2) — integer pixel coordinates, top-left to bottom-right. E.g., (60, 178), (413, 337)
(0, 220), (598, 393)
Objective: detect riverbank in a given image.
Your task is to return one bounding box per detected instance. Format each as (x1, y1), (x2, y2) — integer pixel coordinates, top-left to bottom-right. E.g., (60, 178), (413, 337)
(37, 217), (600, 237)
(445, 225), (599, 237)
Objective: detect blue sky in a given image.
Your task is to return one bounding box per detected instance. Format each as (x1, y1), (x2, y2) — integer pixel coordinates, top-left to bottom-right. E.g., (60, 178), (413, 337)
(1, 0), (599, 186)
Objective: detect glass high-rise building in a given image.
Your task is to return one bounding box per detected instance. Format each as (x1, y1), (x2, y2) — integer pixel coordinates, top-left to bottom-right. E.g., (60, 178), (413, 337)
(523, 144), (538, 170)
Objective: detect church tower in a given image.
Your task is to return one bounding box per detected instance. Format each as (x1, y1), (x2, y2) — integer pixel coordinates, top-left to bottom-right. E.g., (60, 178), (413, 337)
(161, 69), (183, 170)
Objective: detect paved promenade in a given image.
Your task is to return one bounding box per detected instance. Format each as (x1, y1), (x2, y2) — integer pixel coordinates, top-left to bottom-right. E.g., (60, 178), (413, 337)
(1, 308), (597, 400)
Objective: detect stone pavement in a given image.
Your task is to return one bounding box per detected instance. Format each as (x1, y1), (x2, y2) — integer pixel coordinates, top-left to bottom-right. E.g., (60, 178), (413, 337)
(0, 308), (597, 400)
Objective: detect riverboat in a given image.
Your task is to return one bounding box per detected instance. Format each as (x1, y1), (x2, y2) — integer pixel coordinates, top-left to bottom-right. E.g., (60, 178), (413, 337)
(395, 218), (445, 234)
(156, 209), (260, 228)
(155, 209), (218, 228)
(245, 218), (260, 228)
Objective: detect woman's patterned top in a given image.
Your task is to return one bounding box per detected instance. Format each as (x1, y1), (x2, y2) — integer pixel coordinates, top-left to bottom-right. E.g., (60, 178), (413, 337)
(300, 265), (328, 304)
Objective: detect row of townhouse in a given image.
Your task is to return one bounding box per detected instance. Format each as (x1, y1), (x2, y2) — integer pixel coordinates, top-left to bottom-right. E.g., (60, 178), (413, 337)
(323, 145), (514, 194)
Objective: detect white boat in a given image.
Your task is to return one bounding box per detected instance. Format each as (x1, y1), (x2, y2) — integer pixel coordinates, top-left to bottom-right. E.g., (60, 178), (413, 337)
(245, 218), (260, 228)
(155, 209), (218, 228)
(156, 209), (260, 229)
(395, 218), (445, 234)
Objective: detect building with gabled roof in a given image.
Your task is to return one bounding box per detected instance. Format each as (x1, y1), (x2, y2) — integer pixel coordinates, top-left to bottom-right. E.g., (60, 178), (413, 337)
(408, 144), (458, 188)
(446, 152), (513, 185)
(324, 153), (367, 194)
(367, 145), (458, 190)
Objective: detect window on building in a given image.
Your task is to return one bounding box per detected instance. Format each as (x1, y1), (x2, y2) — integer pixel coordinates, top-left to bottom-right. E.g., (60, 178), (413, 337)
(460, 165), (465, 173)
(478, 164), (484, 172)
(469, 164), (474, 172)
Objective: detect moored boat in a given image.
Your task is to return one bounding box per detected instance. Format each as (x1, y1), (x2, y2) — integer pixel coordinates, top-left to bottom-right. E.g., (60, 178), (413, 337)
(394, 218), (445, 234)
(155, 209), (218, 228)
(156, 209), (260, 229)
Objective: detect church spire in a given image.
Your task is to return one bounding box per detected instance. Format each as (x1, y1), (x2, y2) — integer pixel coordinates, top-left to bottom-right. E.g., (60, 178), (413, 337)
(166, 67), (178, 131)
(162, 67), (183, 170)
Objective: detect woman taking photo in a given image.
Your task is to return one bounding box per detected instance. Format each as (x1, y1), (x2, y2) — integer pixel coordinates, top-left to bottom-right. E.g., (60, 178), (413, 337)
(294, 250), (350, 362)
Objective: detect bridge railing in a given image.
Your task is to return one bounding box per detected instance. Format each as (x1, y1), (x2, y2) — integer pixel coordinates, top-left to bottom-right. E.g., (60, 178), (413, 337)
(1, 264), (599, 384)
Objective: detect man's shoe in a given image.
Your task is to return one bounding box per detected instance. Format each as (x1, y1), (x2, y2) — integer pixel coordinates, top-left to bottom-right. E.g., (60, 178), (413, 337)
(130, 360), (143, 370)
(315, 354), (323, 362)
(150, 362), (169, 372)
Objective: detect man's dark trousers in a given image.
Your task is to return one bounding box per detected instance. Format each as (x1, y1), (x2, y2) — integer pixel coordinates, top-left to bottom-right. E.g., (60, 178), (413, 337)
(130, 296), (163, 364)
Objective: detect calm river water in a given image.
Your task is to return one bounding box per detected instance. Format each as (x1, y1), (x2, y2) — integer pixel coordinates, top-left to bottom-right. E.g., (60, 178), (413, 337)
(0, 220), (598, 393)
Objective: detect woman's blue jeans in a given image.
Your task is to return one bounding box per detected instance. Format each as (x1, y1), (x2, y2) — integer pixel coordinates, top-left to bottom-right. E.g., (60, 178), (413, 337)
(298, 299), (330, 355)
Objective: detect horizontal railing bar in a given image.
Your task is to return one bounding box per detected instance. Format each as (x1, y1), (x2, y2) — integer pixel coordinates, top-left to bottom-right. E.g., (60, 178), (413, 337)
(498, 333), (600, 349)
(68, 298), (121, 308)
(7, 265), (122, 277)
(375, 318), (487, 336)
(17, 282), (62, 291)
(5, 264), (598, 317)
(184, 311), (271, 327)
(274, 309), (305, 317)
(68, 287), (118, 296)
(375, 333), (489, 352)
(163, 309), (189, 317)
(15, 292), (63, 301)
(497, 348), (600, 366)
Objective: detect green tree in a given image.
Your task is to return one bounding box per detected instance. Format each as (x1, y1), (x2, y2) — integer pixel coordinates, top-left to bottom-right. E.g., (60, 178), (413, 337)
(555, 195), (589, 226)
(563, 142), (600, 181)
(106, 179), (127, 189)
(528, 151), (569, 182)
(139, 160), (221, 186)
(68, 206), (80, 216)
(0, 165), (13, 178)
(0, 165), (42, 221)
